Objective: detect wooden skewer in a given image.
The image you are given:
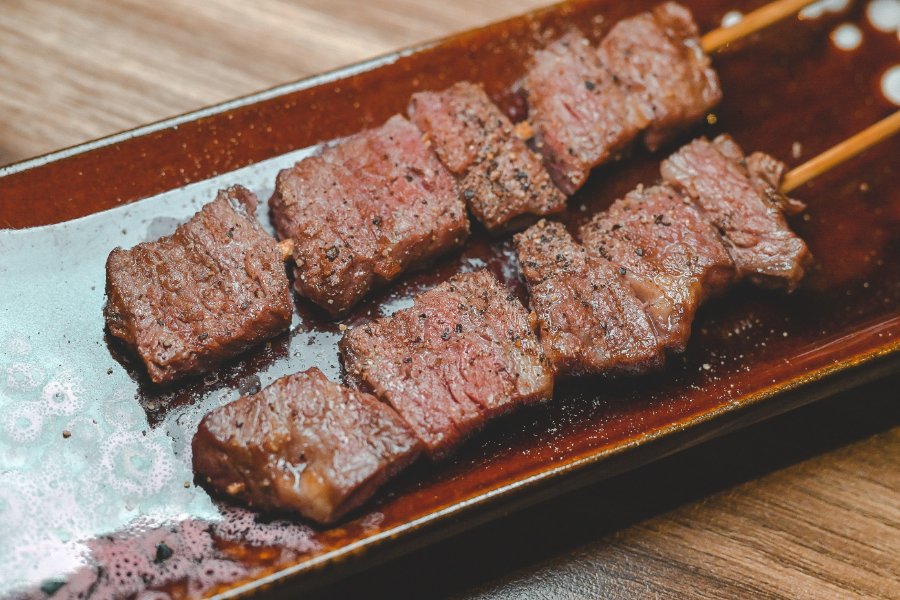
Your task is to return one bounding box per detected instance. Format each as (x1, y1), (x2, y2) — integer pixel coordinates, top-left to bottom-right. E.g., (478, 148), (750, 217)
(701, 0), (819, 53)
(781, 111), (900, 193)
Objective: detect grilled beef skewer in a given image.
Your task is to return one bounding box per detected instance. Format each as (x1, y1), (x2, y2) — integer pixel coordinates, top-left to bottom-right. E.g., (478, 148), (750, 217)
(660, 135), (811, 289)
(181, 0), (895, 527)
(517, 135), (810, 375)
(340, 270), (554, 459)
(271, 3), (723, 316)
(193, 270), (553, 521)
(107, 2), (814, 382)
(270, 115), (469, 317)
(579, 184), (735, 354)
(193, 367), (422, 524)
(409, 81), (566, 233)
(187, 112), (900, 523)
(523, 2), (722, 194)
(104, 186), (293, 385)
(229, 130), (807, 517)
(514, 220), (663, 376)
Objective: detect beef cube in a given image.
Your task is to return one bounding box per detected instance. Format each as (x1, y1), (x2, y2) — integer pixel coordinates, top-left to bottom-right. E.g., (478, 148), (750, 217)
(523, 32), (647, 194)
(192, 367), (422, 524)
(105, 186), (293, 385)
(408, 82), (566, 232)
(660, 135), (811, 289)
(270, 115), (469, 316)
(579, 185), (734, 352)
(515, 220), (662, 375)
(340, 270), (553, 458)
(598, 2), (721, 150)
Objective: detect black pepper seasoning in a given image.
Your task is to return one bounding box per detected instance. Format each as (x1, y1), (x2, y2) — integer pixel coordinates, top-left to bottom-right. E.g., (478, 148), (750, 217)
(155, 542), (174, 563)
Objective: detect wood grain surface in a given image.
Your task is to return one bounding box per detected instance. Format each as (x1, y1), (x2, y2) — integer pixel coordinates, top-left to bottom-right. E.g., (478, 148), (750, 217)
(2, 1), (898, 598)
(0, 0), (548, 165)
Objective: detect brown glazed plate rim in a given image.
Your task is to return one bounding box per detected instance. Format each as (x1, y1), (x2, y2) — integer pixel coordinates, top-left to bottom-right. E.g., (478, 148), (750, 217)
(228, 336), (900, 599)
(0, 48), (415, 179)
(2, 1), (899, 597)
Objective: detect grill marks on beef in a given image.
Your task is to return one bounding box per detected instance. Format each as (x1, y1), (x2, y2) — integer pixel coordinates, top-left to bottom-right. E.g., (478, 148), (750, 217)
(270, 115), (469, 316)
(159, 5), (816, 525)
(661, 135), (811, 290)
(579, 185), (734, 352)
(409, 83), (567, 233)
(523, 32), (643, 195)
(515, 220), (662, 375)
(271, 3), (722, 314)
(192, 367), (422, 524)
(340, 270), (553, 458)
(523, 2), (720, 194)
(185, 134), (811, 521)
(516, 139), (808, 370)
(598, 2), (721, 151)
(105, 186), (292, 384)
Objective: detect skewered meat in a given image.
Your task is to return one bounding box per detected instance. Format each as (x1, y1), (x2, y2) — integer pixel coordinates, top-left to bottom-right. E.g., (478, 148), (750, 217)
(515, 219), (662, 375)
(270, 115), (469, 316)
(409, 81), (566, 231)
(523, 32), (644, 195)
(340, 270), (553, 458)
(522, 2), (721, 194)
(660, 135), (811, 289)
(100, 0), (831, 531)
(104, 186), (293, 385)
(579, 184), (734, 352)
(598, 1), (721, 150)
(192, 367), (422, 524)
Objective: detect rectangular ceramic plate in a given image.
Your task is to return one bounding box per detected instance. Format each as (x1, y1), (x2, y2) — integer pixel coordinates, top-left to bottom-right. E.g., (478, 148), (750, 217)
(1, 0), (898, 598)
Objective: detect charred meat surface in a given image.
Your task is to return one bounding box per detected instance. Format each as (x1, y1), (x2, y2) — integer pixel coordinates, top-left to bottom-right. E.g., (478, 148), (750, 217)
(660, 135), (811, 289)
(408, 81), (566, 232)
(340, 270), (553, 458)
(579, 184), (734, 352)
(192, 367), (422, 524)
(523, 32), (645, 195)
(270, 115), (469, 316)
(105, 186), (293, 385)
(598, 1), (722, 150)
(515, 220), (662, 375)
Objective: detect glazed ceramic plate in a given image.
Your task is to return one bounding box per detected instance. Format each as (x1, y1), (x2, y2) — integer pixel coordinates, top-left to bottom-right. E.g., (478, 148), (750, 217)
(1, 0), (898, 598)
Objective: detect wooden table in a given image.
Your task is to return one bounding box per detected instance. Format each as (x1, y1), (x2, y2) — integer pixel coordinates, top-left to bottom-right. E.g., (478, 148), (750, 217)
(3, 2), (898, 597)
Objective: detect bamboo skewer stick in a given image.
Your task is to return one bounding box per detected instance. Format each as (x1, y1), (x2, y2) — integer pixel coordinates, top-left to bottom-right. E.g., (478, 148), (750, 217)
(781, 111), (900, 193)
(700, 0), (820, 53)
